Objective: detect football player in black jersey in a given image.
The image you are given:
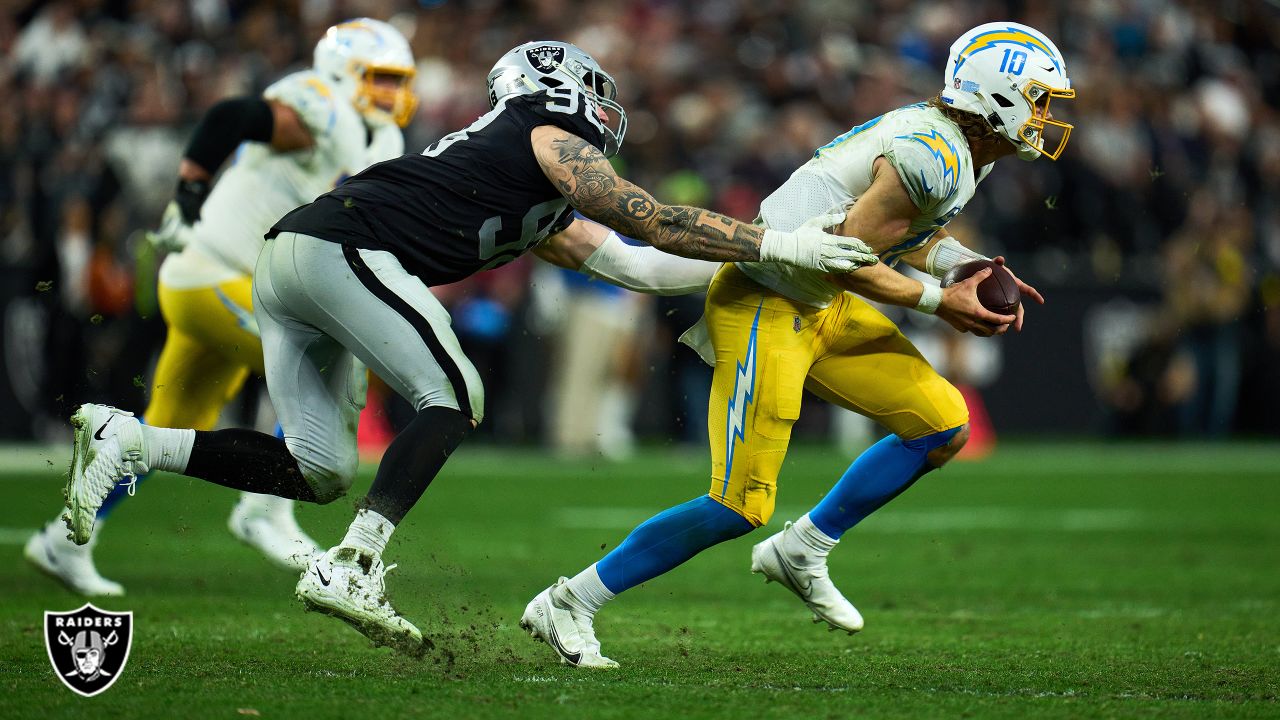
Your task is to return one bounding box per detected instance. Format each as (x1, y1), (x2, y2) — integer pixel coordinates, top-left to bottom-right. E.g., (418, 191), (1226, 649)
(63, 41), (878, 652)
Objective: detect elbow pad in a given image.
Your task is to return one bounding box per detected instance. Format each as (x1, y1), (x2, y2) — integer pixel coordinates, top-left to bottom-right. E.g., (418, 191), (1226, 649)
(184, 97), (275, 176)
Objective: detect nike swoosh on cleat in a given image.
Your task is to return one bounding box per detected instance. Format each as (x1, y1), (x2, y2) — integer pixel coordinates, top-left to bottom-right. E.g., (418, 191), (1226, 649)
(773, 545), (812, 597)
(314, 567), (331, 586)
(94, 416), (114, 441)
(543, 606), (582, 665)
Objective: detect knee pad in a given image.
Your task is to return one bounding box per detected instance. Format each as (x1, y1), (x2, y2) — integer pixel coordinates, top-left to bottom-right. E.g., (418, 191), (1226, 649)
(295, 452), (357, 504)
(901, 425), (963, 452)
(719, 491), (772, 528)
(303, 468), (351, 504)
(903, 425), (966, 467)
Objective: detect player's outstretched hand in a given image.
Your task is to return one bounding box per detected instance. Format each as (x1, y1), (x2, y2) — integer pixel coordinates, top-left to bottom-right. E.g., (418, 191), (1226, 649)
(992, 256), (1043, 333)
(144, 201), (194, 253)
(938, 267), (1016, 337)
(761, 224), (878, 274)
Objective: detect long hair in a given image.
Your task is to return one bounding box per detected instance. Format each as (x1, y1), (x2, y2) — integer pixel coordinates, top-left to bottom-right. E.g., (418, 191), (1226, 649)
(926, 94), (1005, 150)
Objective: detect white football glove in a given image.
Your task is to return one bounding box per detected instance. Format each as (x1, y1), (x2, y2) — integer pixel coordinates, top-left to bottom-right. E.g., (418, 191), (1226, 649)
(144, 201), (195, 253)
(759, 215), (878, 273)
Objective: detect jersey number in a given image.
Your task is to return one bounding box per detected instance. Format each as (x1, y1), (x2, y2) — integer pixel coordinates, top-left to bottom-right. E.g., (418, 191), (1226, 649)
(423, 100), (507, 158)
(999, 49), (1028, 75)
(543, 86), (607, 136)
(478, 199), (566, 269)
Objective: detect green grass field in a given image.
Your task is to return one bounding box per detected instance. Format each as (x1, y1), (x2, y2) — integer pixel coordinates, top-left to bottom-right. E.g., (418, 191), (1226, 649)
(1, 442), (1278, 719)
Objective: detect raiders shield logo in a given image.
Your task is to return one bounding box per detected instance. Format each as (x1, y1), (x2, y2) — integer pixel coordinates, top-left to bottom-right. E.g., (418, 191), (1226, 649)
(525, 45), (565, 74)
(44, 603), (133, 697)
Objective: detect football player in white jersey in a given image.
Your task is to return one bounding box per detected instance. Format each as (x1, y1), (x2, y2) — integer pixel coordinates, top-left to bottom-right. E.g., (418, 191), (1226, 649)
(525, 22), (1070, 667)
(25, 18), (418, 596)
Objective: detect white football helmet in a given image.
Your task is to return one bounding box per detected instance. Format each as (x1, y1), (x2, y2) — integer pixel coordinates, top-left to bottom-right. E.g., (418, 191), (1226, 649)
(486, 40), (627, 157)
(942, 22), (1075, 161)
(313, 18), (418, 128)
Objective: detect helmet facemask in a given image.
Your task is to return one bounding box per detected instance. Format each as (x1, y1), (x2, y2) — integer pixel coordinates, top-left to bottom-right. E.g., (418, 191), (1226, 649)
(548, 59), (627, 157)
(1010, 79), (1075, 160)
(353, 64), (418, 128)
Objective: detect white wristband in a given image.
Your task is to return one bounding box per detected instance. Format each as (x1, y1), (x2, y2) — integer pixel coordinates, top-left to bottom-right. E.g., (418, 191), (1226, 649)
(914, 282), (943, 314)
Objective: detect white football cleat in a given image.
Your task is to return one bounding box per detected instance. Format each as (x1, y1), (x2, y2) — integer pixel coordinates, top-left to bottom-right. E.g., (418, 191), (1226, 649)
(296, 546), (423, 654)
(520, 578), (618, 669)
(228, 494), (321, 572)
(24, 521), (124, 597)
(751, 522), (864, 634)
(65, 404), (147, 545)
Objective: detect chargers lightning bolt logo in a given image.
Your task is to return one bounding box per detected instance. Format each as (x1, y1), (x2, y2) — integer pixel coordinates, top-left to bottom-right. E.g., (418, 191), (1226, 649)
(214, 288), (260, 337)
(900, 130), (961, 200)
(954, 27), (1060, 73)
(721, 301), (764, 498)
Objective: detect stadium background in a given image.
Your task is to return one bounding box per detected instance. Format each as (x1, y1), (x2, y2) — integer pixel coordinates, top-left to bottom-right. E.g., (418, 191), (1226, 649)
(1, 0), (1278, 447)
(2, 3), (1279, 717)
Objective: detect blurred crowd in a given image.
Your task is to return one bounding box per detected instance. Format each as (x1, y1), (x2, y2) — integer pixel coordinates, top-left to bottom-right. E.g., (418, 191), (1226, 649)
(2, 0), (1278, 444)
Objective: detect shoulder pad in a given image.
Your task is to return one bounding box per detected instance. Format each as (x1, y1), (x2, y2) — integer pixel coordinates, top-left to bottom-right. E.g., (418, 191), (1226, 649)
(885, 129), (964, 213)
(264, 72), (339, 139)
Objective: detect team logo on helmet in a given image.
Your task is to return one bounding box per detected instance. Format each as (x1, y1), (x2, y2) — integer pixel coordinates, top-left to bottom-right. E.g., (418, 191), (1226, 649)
(44, 603), (133, 697)
(525, 45), (566, 74)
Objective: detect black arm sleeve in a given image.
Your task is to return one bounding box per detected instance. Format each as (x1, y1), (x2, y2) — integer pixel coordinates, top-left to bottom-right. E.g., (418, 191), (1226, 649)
(183, 97), (275, 175)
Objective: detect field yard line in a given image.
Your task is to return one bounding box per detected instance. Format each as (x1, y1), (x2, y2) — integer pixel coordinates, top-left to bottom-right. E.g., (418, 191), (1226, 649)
(0, 528), (38, 545)
(556, 506), (1148, 532)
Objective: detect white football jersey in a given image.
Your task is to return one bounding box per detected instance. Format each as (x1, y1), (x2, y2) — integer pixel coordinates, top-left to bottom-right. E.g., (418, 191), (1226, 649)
(160, 70), (405, 288)
(739, 102), (993, 307)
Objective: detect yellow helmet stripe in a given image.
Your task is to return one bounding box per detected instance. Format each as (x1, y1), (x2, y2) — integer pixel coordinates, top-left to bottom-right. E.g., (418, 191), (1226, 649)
(955, 28), (1060, 73)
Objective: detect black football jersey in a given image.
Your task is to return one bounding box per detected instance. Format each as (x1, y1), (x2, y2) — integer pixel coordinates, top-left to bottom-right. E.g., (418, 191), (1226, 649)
(268, 89), (608, 286)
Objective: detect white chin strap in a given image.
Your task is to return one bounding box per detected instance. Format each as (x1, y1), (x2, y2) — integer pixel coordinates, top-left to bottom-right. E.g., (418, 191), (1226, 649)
(1015, 140), (1042, 162)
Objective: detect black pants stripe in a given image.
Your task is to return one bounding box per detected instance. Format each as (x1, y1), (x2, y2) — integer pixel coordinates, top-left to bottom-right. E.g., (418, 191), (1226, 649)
(341, 243), (473, 419)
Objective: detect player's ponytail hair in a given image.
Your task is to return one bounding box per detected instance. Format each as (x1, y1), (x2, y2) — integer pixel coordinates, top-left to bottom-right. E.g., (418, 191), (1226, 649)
(927, 94), (1006, 151)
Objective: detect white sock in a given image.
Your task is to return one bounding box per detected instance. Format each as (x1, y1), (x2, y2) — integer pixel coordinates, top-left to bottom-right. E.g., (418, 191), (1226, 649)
(560, 563), (616, 615)
(341, 509), (395, 557)
(140, 426), (195, 472)
(791, 513), (839, 556)
(237, 492), (290, 516)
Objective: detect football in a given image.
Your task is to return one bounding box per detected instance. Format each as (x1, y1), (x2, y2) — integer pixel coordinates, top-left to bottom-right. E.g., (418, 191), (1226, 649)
(940, 259), (1021, 315)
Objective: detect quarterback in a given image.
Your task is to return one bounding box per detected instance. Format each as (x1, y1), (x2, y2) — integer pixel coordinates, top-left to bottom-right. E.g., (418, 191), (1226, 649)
(26, 19), (417, 595)
(526, 22), (1068, 667)
(60, 41), (877, 650)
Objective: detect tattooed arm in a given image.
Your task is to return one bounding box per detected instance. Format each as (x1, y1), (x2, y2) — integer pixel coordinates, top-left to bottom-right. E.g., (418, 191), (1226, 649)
(530, 125), (877, 271)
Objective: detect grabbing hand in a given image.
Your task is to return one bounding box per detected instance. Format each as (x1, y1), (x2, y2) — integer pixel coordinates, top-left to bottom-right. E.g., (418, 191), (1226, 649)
(144, 201), (195, 253)
(761, 219), (879, 273)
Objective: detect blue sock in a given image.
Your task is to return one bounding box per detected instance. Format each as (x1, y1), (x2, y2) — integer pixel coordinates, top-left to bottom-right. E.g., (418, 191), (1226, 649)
(595, 495), (754, 594)
(274, 423), (285, 439)
(809, 427), (961, 539)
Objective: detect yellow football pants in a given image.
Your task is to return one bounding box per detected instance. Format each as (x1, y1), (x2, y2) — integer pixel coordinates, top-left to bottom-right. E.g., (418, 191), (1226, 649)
(144, 277), (264, 430)
(705, 264), (968, 526)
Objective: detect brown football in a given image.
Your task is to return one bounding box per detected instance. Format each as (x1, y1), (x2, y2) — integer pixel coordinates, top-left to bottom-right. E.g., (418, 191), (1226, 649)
(940, 259), (1020, 315)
